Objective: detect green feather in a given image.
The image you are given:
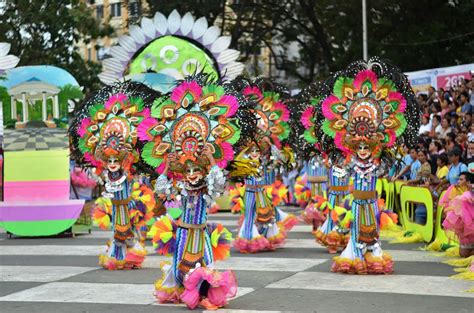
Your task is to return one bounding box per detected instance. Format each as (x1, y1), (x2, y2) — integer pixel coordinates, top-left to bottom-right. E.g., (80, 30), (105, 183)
(151, 98), (174, 119)
(362, 80), (373, 91)
(208, 105), (229, 116)
(141, 142), (164, 168)
(310, 97), (321, 106)
(202, 84), (225, 100)
(88, 103), (104, 118)
(225, 122), (241, 144)
(303, 128), (318, 144)
(263, 91), (280, 103)
(129, 97), (145, 111)
(212, 143), (224, 160)
(278, 121), (290, 140)
(377, 77), (396, 91)
(321, 120), (336, 138)
(333, 77), (354, 99)
(395, 114), (407, 136)
(268, 110), (282, 121)
(168, 208), (183, 220)
(78, 137), (90, 154)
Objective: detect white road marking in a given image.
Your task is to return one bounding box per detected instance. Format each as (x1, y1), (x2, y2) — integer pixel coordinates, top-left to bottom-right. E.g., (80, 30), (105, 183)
(0, 245), (155, 256)
(266, 272), (474, 298)
(144, 256), (327, 272)
(0, 243), (448, 263)
(0, 282), (254, 305)
(0, 266), (98, 282)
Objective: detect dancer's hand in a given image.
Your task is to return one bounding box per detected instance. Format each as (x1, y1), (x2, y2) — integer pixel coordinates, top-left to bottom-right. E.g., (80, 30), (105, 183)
(164, 153), (177, 175)
(202, 145), (215, 166)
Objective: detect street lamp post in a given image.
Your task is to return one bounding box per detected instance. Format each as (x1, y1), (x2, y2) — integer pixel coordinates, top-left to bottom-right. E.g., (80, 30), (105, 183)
(362, 0), (368, 60)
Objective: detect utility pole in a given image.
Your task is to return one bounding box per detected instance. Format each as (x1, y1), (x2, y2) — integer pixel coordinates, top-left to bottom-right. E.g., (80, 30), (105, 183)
(362, 0), (368, 60)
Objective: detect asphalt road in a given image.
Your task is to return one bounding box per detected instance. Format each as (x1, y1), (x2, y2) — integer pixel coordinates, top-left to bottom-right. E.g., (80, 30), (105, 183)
(0, 207), (473, 313)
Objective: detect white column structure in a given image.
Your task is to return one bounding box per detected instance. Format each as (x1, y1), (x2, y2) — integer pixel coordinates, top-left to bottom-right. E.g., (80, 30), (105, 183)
(21, 92), (28, 123)
(42, 92), (47, 121)
(11, 95), (17, 120)
(53, 94), (59, 118)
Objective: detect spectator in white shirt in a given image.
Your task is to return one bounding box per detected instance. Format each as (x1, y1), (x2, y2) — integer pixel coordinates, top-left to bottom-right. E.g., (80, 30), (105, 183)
(418, 114), (432, 136)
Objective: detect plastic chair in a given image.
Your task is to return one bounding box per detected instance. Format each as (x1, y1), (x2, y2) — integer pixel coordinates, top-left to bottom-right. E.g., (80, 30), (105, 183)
(433, 190), (459, 246)
(399, 185), (434, 242)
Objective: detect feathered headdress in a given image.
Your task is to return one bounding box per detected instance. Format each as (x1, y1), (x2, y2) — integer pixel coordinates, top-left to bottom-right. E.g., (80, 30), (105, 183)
(138, 74), (242, 173)
(242, 82), (291, 149)
(70, 82), (159, 174)
(312, 57), (419, 161)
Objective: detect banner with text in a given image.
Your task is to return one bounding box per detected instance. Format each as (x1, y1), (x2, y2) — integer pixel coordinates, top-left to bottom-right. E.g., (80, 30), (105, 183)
(405, 64), (474, 95)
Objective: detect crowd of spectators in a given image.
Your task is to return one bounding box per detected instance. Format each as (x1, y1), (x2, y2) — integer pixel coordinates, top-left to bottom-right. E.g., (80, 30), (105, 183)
(389, 78), (473, 225)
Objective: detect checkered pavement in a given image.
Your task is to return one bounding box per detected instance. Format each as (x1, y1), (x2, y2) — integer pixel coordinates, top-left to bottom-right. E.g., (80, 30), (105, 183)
(0, 209), (472, 313)
(3, 128), (68, 151)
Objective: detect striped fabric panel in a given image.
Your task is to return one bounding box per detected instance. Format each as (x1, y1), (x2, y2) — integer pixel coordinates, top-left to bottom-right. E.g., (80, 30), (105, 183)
(242, 187), (257, 240)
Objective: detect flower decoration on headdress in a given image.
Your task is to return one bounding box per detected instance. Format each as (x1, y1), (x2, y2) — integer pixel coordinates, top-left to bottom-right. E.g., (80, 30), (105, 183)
(242, 85), (290, 148)
(320, 66), (411, 157)
(76, 93), (150, 169)
(138, 75), (241, 173)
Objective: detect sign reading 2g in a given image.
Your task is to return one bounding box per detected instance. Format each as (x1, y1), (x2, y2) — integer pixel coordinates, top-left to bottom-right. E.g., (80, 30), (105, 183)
(437, 72), (472, 89)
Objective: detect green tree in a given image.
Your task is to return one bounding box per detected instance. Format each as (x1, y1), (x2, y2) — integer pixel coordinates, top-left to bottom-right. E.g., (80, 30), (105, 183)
(58, 84), (84, 117)
(146, 0), (474, 87)
(0, 0), (113, 92)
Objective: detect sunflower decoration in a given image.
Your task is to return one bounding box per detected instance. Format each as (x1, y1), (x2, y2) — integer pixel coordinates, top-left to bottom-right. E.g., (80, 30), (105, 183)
(316, 57), (419, 160)
(138, 74), (242, 172)
(242, 84), (291, 148)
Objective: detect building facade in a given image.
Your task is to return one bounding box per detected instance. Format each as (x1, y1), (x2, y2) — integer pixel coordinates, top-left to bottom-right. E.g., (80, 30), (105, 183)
(79, 0), (149, 63)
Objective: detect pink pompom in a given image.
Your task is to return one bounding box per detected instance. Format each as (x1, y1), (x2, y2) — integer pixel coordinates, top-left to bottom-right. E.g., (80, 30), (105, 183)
(274, 101), (290, 121)
(218, 95), (239, 117)
(215, 142), (234, 169)
(354, 69), (378, 91)
(105, 93), (128, 109)
(322, 95), (341, 120)
(171, 81), (202, 105)
(301, 107), (314, 129)
(137, 117), (159, 141)
(387, 91), (407, 113)
(78, 118), (92, 137)
(242, 86), (263, 100)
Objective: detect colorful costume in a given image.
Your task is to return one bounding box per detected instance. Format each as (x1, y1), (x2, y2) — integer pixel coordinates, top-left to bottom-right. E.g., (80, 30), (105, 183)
(231, 82), (298, 253)
(300, 156), (328, 229)
(139, 75), (241, 309)
(70, 83), (157, 270)
(153, 166), (236, 307)
(233, 157), (288, 253)
(314, 161), (351, 253)
(309, 57), (420, 274)
(443, 190), (474, 254)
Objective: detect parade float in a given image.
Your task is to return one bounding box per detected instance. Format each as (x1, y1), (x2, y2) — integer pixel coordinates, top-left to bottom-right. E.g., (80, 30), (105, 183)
(0, 62), (85, 237)
(99, 9), (244, 92)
